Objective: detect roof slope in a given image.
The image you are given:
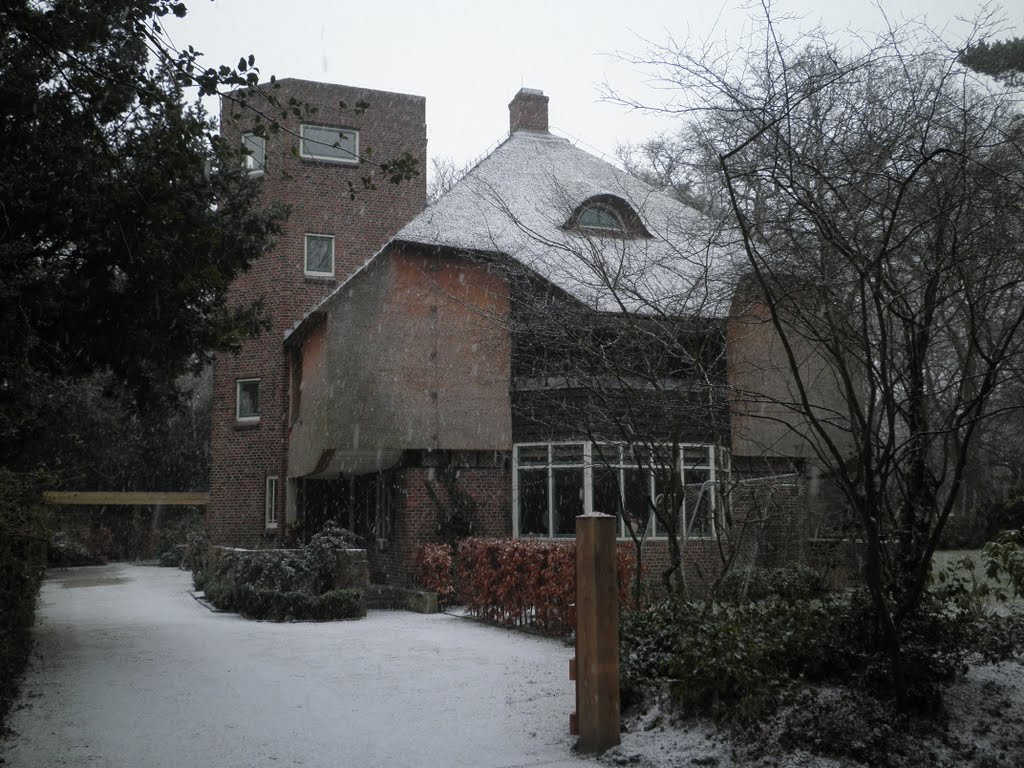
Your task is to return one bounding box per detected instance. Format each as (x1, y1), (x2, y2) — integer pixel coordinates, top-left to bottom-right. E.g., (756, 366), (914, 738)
(395, 131), (734, 316)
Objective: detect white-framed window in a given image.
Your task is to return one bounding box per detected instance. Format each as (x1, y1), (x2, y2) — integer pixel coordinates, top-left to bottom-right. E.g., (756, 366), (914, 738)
(241, 133), (266, 175)
(265, 475), (278, 529)
(299, 124), (359, 164)
(235, 378), (260, 422)
(512, 441), (729, 540)
(304, 234), (335, 276)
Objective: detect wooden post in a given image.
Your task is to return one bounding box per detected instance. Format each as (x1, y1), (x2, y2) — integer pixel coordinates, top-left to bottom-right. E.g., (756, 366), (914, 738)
(574, 512), (620, 754)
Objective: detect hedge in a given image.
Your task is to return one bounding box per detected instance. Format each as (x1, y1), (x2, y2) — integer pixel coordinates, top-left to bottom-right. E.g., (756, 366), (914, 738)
(413, 537), (636, 636)
(0, 470), (49, 733)
(203, 583), (365, 622)
(195, 522), (367, 622)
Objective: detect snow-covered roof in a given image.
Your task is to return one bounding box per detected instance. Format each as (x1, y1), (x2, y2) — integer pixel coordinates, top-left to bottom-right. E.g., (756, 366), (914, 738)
(394, 130), (734, 316)
(285, 128), (736, 343)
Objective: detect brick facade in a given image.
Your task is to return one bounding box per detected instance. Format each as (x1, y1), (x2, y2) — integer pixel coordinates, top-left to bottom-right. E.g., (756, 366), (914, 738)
(369, 451), (512, 584)
(209, 80), (427, 547)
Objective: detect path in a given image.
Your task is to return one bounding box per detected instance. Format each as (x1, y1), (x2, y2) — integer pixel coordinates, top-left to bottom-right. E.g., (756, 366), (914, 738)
(1, 565), (595, 768)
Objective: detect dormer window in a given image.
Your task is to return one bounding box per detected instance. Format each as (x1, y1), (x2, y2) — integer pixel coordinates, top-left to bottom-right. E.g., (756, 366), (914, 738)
(577, 203), (624, 231)
(567, 195), (651, 238)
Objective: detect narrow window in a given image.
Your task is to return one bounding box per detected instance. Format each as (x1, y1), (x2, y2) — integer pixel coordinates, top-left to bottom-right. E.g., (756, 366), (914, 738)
(299, 125), (359, 164)
(265, 475), (278, 528)
(242, 133), (266, 175)
(236, 379), (260, 422)
(305, 234), (335, 276)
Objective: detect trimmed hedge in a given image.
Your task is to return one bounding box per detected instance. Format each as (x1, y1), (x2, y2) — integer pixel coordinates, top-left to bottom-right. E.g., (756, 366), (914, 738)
(411, 543), (455, 605)
(413, 537), (636, 636)
(196, 522), (367, 622)
(1, 470), (49, 734)
(203, 583), (365, 622)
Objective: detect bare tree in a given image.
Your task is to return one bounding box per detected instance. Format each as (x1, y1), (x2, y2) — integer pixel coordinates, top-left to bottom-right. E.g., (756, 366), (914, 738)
(618, 12), (1024, 708)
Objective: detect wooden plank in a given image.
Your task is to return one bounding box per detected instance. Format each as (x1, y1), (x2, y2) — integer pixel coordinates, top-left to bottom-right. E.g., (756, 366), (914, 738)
(42, 491), (210, 506)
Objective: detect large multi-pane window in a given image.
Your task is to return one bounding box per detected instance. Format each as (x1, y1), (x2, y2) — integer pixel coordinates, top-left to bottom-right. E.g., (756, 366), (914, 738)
(512, 442), (729, 539)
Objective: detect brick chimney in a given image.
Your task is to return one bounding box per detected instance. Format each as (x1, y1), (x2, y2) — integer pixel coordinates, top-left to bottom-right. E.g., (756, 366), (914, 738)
(509, 88), (549, 134)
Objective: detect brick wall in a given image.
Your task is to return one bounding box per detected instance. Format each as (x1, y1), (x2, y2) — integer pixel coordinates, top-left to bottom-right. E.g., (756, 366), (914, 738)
(209, 79), (427, 547)
(369, 451), (512, 584)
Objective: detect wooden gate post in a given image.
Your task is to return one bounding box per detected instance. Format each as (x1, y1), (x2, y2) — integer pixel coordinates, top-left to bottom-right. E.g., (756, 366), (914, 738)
(573, 512), (620, 754)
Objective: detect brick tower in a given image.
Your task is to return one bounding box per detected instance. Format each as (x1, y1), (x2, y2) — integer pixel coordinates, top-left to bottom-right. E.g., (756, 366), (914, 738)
(209, 79), (427, 546)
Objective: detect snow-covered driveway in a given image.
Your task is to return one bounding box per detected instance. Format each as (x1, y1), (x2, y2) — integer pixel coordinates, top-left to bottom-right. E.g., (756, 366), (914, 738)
(1, 564), (596, 768)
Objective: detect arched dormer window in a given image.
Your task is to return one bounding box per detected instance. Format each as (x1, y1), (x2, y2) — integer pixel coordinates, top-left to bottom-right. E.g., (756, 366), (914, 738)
(567, 195), (651, 238)
(577, 202), (624, 231)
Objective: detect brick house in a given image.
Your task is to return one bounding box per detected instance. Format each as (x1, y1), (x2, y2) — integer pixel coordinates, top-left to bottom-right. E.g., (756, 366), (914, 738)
(210, 81), (845, 587)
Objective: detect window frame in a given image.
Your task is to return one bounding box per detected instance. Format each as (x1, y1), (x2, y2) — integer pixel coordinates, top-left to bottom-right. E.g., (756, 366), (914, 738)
(511, 441), (728, 540)
(241, 133), (266, 176)
(299, 124), (359, 165)
(304, 234), (335, 277)
(265, 475), (278, 529)
(235, 378), (261, 423)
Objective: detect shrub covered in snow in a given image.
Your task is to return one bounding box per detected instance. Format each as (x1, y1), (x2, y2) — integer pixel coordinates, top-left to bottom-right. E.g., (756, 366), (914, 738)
(196, 522), (366, 622)
(619, 583), (1024, 763)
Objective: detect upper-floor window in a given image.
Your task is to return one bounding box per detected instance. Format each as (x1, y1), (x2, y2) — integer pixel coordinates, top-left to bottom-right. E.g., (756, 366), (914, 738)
(236, 378), (260, 422)
(567, 195), (651, 238)
(300, 124), (359, 164)
(241, 133), (266, 175)
(577, 202), (624, 232)
(305, 234), (335, 276)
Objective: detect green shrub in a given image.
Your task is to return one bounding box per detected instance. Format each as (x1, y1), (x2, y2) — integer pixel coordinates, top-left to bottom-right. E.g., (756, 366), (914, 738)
(983, 528), (1024, 599)
(620, 586), (1022, 738)
(204, 584), (364, 622)
(777, 689), (904, 765)
(0, 469), (49, 734)
(198, 522), (367, 622)
(716, 564), (826, 603)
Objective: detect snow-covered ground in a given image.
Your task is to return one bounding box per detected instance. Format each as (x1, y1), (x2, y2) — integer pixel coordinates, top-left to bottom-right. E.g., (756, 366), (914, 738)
(0, 565), (591, 768)
(3, 564), (1022, 768)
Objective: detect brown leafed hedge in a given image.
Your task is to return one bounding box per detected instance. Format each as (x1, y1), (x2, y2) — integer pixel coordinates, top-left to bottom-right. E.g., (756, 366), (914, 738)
(413, 537), (636, 636)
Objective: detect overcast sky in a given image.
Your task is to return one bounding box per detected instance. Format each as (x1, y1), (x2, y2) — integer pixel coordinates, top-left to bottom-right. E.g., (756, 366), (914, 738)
(169, 0), (1022, 177)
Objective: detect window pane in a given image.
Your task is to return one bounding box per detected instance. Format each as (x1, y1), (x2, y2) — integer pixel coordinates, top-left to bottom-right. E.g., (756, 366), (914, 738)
(551, 444), (583, 465)
(623, 468), (652, 536)
(684, 469), (712, 537)
(305, 235), (333, 274)
(592, 443), (621, 466)
(682, 446), (710, 466)
(578, 204), (623, 230)
(242, 133), (265, 173)
(652, 473), (677, 538)
(553, 468), (583, 535)
(517, 446), (549, 467)
(518, 469), (548, 535)
(593, 467), (621, 518)
(301, 125), (358, 162)
(265, 477), (277, 524)
(237, 380), (259, 418)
